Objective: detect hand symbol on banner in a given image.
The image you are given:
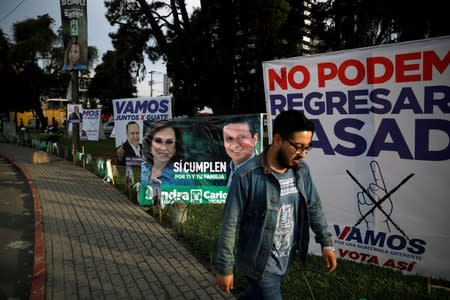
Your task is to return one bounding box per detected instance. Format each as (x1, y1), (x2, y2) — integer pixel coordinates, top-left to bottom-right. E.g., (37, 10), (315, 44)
(356, 161), (393, 231)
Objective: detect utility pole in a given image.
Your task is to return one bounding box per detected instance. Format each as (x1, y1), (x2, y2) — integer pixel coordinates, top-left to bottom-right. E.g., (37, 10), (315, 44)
(149, 71), (155, 97)
(71, 70), (80, 152)
(149, 70), (165, 97)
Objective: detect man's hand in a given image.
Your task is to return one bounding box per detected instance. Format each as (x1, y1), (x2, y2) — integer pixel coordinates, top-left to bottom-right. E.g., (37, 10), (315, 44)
(322, 248), (337, 273)
(216, 273), (234, 294)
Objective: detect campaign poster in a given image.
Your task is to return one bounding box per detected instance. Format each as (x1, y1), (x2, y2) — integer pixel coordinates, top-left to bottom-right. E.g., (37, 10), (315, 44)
(139, 114), (264, 206)
(262, 36), (450, 280)
(82, 109), (101, 141)
(60, 0), (88, 71)
(112, 97), (172, 185)
(67, 104), (87, 140)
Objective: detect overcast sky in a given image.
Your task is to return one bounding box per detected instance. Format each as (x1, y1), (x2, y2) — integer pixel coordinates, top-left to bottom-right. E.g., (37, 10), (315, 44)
(0, 0), (199, 97)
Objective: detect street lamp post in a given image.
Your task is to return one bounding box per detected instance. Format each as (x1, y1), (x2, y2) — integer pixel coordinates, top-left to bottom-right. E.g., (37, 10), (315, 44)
(149, 71), (154, 97)
(149, 70), (165, 97)
(71, 70), (80, 152)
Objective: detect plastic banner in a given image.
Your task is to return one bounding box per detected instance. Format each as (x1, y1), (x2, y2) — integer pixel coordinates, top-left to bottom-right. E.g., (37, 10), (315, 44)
(139, 114), (264, 205)
(262, 36), (450, 280)
(60, 0), (88, 71)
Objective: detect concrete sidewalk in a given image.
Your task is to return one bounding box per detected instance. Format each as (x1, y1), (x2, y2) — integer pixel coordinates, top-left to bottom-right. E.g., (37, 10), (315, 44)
(0, 143), (234, 300)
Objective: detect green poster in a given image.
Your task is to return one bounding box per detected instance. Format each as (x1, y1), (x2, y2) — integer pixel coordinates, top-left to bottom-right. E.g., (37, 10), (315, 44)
(139, 114), (265, 206)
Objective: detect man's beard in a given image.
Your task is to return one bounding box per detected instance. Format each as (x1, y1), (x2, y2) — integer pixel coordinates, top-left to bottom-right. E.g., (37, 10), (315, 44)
(276, 149), (301, 170)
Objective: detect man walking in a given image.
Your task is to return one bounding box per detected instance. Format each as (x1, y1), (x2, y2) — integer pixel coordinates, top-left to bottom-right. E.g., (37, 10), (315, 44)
(216, 110), (337, 299)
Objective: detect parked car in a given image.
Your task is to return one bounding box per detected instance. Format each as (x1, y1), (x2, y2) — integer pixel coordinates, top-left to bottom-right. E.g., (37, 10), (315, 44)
(103, 120), (114, 136)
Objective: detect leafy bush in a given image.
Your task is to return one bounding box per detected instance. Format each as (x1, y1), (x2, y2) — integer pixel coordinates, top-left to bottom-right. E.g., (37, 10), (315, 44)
(33, 133), (61, 143)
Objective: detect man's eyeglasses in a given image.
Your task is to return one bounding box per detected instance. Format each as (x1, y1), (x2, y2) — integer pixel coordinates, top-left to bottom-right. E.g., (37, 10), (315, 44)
(281, 135), (312, 153)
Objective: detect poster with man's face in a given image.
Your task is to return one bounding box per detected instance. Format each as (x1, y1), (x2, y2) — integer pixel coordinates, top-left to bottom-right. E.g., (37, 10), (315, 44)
(112, 97), (172, 168)
(140, 114), (264, 205)
(112, 97), (172, 150)
(67, 104), (87, 140)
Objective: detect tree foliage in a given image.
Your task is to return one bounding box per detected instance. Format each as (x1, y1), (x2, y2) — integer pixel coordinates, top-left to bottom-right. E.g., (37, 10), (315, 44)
(0, 29), (15, 115)
(88, 50), (137, 114)
(0, 14), (98, 127)
(102, 0), (450, 117)
(0, 15), (59, 127)
(9, 14), (57, 64)
(311, 0), (450, 52)
(103, 0), (301, 116)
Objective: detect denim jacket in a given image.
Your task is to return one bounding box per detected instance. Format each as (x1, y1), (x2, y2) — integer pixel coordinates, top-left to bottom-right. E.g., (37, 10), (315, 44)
(216, 149), (333, 280)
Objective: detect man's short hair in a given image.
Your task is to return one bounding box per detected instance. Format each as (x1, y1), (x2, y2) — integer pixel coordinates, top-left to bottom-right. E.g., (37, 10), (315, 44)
(126, 121), (139, 133)
(273, 110), (315, 139)
(223, 116), (258, 137)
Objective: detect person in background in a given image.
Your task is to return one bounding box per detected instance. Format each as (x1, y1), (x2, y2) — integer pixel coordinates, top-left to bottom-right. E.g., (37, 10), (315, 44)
(222, 116), (259, 186)
(53, 117), (59, 127)
(216, 110), (337, 299)
(50, 117), (59, 133)
(116, 121), (142, 166)
(35, 118), (41, 130)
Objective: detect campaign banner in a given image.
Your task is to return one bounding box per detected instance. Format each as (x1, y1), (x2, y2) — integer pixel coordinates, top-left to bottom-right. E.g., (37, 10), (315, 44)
(112, 96), (172, 171)
(60, 0), (88, 71)
(139, 114), (264, 206)
(82, 109), (101, 141)
(262, 36), (450, 280)
(67, 104), (87, 140)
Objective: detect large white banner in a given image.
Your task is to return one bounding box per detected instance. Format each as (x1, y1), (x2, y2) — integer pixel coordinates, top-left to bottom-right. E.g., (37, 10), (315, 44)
(112, 97), (172, 166)
(67, 103), (87, 140)
(263, 36), (450, 280)
(82, 109), (101, 141)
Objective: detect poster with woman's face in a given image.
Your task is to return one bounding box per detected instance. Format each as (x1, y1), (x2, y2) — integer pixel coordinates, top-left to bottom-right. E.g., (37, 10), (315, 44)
(60, 1), (88, 71)
(140, 114), (265, 205)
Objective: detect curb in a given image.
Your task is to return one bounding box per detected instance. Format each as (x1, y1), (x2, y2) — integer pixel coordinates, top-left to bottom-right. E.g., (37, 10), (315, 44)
(0, 152), (45, 300)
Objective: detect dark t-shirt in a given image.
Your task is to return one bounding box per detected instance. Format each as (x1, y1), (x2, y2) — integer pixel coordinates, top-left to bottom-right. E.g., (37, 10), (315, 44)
(266, 168), (300, 276)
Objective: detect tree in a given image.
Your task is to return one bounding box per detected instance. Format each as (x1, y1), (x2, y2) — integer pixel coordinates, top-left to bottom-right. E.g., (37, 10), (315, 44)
(88, 50), (137, 114)
(311, 0), (450, 52)
(104, 0), (296, 116)
(0, 30), (10, 84)
(1, 14), (99, 128)
(2, 15), (58, 127)
(228, 0), (291, 113)
(0, 29), (16, 117)
(104, 0), (193, 115)
(105, 0), (450, 116)
(9, 14), (57, 63)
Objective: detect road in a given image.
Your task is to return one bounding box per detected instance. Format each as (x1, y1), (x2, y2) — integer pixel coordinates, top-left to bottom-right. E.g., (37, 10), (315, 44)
(0, 155), (33, 299)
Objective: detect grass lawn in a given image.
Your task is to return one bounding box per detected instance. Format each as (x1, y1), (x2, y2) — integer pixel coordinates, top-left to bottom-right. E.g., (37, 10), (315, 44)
(80, 138), (116, 157)
(63, 137), (450, 299)
(59, 136), (117, 158)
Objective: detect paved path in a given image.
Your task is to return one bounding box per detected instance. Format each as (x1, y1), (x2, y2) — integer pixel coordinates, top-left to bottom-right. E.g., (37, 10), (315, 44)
(0, 143), (234, 300)
(0, 152), (34, 299)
